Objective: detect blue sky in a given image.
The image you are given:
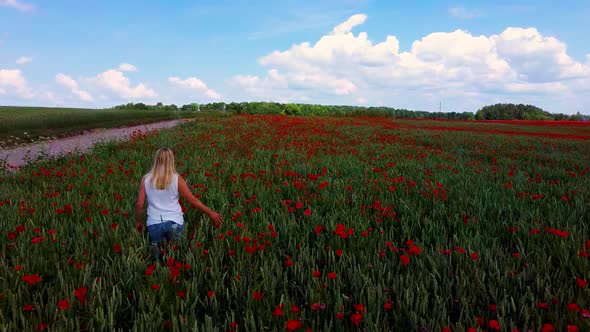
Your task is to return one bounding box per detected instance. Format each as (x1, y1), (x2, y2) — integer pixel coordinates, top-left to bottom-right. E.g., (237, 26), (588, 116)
(1, 0), (589, 114)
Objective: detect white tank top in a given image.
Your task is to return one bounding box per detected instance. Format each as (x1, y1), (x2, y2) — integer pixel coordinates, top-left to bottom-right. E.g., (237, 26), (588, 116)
(144, 173), (184, 226)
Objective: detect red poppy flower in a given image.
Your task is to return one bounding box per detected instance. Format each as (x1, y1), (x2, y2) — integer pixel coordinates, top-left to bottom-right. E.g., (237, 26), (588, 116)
(304, 209), (312, 216)
(272, 304), (284, 316)
(151, 284), (160, 290)
(476, 317), (485, 327)
(36, 323), (47, 331)
(541, 323), (555, 332)
(145, 264), (156, 276)
(354, 303), (365, 314)
(314, 225), (323, 234)
(285, 320), (302, 331)
(567, 303), (580, 311)
(576, 277), (588, 288)
(74, 287), (87, 304)
(407, 245), (421, 256)
(313, 270), (321, 278)
(113, 243), (122, 253)
(350, 313), (363, 327)
(253, 291), (264, 300)
(328, 272), (337, 280)
(470, 253), (479, 260)
(488, 320), (500, 330)
(207, 291), (214, 298)
(568, 325), (579, 332)
(57, 299), (69, 310)
(400, 254), (410, 266)
(22, 304), (35, 311)
(22, 274), (41, 285)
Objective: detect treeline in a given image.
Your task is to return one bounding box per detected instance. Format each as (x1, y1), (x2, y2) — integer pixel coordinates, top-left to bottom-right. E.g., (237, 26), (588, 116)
(113, 102), (589, 121)
(474, 103), (589, 121)
(113, 102), (475, 119)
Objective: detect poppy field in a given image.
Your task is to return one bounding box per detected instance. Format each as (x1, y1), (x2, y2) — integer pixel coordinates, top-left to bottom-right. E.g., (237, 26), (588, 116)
(1, 115), (589, 331)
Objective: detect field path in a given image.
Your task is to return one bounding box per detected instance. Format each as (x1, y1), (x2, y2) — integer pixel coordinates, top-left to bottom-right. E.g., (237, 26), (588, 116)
(0, 119), (181, 169)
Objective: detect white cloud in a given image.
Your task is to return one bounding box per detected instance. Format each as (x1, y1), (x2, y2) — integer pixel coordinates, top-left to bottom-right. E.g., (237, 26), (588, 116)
(331, 13), (367, 35)
(118, 63), (137, 72)
(16, 56), (33, 65)
(448, 7), (483, 19)
(169, 76), (222, 100)
(0, 0), (34, 11)
(0, 69), (33, 98)
(231, 14), (590, 112)
(92, 69), (157, 99)
(492, 27), (589, 82)
(55, 73), (93, 102)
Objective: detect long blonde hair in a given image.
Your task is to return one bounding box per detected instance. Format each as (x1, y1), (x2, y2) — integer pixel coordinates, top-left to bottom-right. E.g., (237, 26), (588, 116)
(147, 148), (177, 190)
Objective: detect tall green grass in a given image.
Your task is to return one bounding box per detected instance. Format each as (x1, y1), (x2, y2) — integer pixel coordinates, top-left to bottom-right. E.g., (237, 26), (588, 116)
(0, 115), (589, 331)
(0, 106), (204, 147)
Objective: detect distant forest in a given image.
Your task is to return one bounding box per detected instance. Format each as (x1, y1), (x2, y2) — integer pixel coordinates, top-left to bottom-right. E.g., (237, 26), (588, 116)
(113, 102), (590, 121)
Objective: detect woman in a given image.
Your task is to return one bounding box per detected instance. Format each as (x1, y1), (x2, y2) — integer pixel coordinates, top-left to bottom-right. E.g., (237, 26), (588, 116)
(135, 147), (223, 261)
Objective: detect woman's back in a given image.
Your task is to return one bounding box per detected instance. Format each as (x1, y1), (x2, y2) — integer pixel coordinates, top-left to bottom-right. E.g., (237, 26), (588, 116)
(144, 172), (183, 226)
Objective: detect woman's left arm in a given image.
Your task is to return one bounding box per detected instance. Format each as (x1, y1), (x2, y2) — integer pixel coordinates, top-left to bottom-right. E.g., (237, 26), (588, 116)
(135, 177), (146, 232)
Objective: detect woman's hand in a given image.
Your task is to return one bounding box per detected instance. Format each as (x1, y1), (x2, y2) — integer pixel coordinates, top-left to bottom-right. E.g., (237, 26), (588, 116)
(135, 221), (143, 232)
(208, 211), (223, 228)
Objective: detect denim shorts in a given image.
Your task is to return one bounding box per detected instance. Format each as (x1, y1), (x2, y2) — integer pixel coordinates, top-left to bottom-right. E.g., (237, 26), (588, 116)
(147, 221), (185, 245)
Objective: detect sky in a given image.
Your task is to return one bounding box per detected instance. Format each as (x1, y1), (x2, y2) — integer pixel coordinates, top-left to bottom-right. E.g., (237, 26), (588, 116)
(1, 0), (589, 114)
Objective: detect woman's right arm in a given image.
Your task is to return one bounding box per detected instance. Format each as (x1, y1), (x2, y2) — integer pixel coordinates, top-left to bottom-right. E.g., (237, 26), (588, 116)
(135, 176), (146, 232)
(178, 176), (223, 227)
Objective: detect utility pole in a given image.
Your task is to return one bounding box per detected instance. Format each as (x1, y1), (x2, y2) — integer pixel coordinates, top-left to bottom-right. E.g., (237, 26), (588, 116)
(439, 101), (442, 113)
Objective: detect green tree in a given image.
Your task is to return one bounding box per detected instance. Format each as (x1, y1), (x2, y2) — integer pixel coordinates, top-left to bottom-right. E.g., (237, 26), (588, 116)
(283, 103), (301, 116)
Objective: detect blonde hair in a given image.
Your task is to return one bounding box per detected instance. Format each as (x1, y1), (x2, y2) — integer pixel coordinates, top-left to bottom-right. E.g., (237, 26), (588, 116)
(147, 148), (177, 190)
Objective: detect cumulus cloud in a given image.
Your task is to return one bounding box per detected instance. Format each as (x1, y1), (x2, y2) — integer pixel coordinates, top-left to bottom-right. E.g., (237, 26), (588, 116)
(0, 69), (33, 98)
(169, 76), (222, 100)
(331, 13), (367, 35)
(449, 7), (483, 19)
(230, 14), (590, 110)
(92, 69), (157, 99)
(118, 63), (137, 72)
(0, 0), (34, 11)
(55, 73), (93, 102)
(16, 56), (33, 65)
(491, 27), (588, 82)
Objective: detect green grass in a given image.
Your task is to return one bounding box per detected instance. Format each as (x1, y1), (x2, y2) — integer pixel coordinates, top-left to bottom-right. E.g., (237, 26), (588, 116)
(0, 106), (205, 148)
(0, 114), (589, 331)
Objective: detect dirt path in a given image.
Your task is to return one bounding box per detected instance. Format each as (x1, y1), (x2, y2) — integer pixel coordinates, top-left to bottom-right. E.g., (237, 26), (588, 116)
(0, 119), (183, 170)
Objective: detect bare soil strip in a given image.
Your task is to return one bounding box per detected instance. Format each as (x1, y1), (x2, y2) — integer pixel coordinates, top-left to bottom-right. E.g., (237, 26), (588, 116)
(0, 119), (181, 169)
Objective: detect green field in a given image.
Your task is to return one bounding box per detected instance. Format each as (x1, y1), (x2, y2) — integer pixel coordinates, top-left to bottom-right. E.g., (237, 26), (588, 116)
(0, 106), (205, 148)
(1, 115), (589, 331)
